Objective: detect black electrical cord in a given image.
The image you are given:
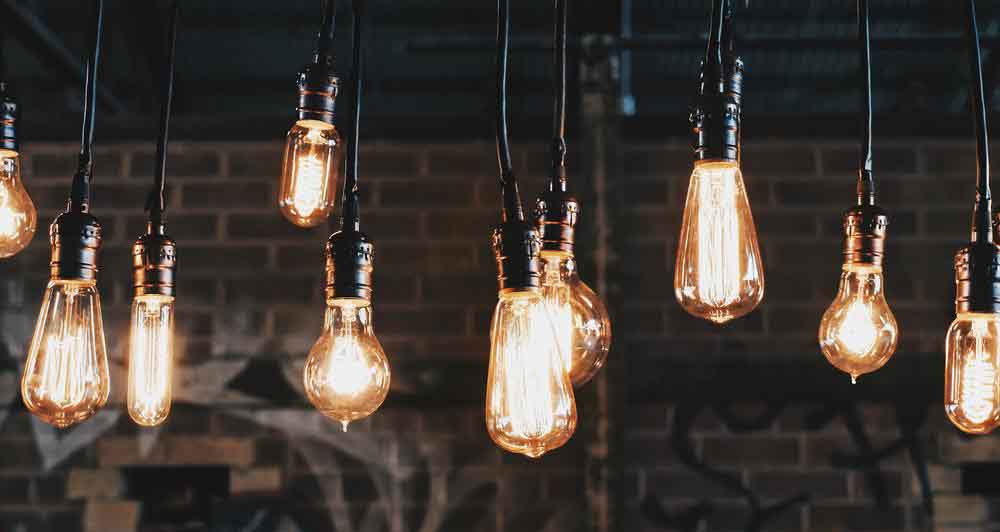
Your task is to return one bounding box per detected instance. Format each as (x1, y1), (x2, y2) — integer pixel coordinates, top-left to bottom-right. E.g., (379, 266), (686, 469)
(71, 0), (104, 212)
(549, 0), (567, 190)
(315, 0), (337, 65)
(341, 0), (363, 230)
(966, 0), (991, 244)
(857, 0), (876, 205)
(496, 0), (523, 221)
(148, 0), (178, 226)
(703, 0), (726, 94)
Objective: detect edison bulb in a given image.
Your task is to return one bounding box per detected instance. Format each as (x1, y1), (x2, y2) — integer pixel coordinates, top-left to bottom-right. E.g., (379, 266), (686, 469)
(0, 149), (36, 258)
(304, 298), (390, 430)
(818, 264), (898, 382)
(945, 313), (1000, 434)
(486, 289), (576, 458)
(127, 295), (174, 426)
(540, 251), (611, 386)
(279, 120), (342, 228)
(21, 279), (109, 429)
(675, 161), (764, 323)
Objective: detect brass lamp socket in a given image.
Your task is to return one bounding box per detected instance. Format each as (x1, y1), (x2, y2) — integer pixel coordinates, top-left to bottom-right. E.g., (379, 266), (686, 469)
(842, 204), (888, 267)
(0, 83), (17, 152)
(132, 223), (177, 298)
(325, 228), (374, 301)
(49, 210), (102, 281)
(955, 241), (1000, 314)
(534, 189), (579, 255)
(492, 220), (542, 292)
(297, 64), (339, 125)
(691, 56), (743, 163)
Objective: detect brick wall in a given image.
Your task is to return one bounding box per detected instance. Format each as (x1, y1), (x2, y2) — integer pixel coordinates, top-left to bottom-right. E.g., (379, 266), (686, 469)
(0, 139), (996, 532)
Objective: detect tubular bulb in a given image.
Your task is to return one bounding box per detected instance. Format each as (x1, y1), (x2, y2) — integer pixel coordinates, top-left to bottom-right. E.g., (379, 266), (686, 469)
(279, 120), (342, 228)
(486, 289), (576, 458)
(945, 312), (1000, 434)
(304, 298), (390, 431)
(818, 264), (898, 382)
(540, 251), (611, 386)
(21, 279), (109, 429)
(127, 294), (175, 426)
(0, 149), (36, 258)
(674, 160), (764, 323)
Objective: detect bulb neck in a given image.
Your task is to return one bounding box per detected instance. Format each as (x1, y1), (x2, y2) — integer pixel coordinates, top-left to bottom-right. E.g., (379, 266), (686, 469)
(0, 84), (17, 152)
(841, 203), (888, 267)
(297, 63), (339, 125)
(955, 241), (1000, 314)
(49, 210), (102, 281)
(533, 189), (578, 255)
(325, 228), (374, 301)
(691, 56), (743, 163)
(492, 220), (542, 292)
(132, 222), (177, 298)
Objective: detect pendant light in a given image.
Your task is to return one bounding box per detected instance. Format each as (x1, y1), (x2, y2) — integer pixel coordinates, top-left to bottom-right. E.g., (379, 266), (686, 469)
(303, 0), (391, 432)
(279, 0), (344, 228)
(944, 0), (1000, 435)
(21, 0), (110, 429)
(534, 0), (611, 388)
(674, 0), (764, 324)
(127, 0), (180, 428)
(485, 0), (576, 459)
(0, 54), (38, 257)
(818, 0), (898, 383)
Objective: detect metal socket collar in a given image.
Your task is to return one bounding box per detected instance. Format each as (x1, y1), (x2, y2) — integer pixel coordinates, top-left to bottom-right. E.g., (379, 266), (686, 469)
(297, 63), (339, 125)
(0, 84), (17, 152)
(691, 56), (743, 163)
(132, 223), (177, 297)
(954, 241), (1000, 314)
(49, 210), (102, 281)
(325, 229), (374, 301)
(842, 204), (888, 267)
(534, 189), (579, 254)
(491, 220), (542, 292)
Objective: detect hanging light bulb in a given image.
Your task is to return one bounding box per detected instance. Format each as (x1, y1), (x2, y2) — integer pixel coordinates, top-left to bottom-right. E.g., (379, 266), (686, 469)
(0, 84), (37, 258)
(675, 1), (763, 324)
(279, 0), (343, 228)
(944, 0), (1000, 435)
(533, 0), (610, 387)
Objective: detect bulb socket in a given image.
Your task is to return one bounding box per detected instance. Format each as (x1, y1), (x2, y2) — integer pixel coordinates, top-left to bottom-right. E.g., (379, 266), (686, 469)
(954, 241), (1000, 314)
(49, 210), (102, 281)
(0, 83), (17, 152)
(842, 204), (888, 267)
(325, 229), (374, 301)
(691, 56), (743, 163)
(132, 223), (177, 298)
(492, 220), (542, 292)
(534, 189), (579, 255)
(296, 63), (339, 125)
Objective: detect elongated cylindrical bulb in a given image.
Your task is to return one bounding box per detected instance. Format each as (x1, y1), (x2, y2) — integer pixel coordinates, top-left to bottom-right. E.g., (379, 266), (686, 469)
(0, 149), (36, 258)
(21, 279), (109, 429)
(486, 289), (576, 458)
(540, 252), (612, 386)
(304, 298), (390, 430)
(674, 161), (764, 323)
(818, 264), (898, 382)
(945, 312), (1000, 434)
(279, 120), (342, 228)
(127, 294), (174, 426)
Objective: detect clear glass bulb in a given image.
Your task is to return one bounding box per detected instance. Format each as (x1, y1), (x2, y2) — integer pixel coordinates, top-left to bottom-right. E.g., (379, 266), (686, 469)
(21, 279), (109, 429)
(540, 251), (612, 387)
(127, 294), (175, 427)
(486, 289), (577, 458)
(279, 120), (342, 228)
(0, 149), (37, 258)
(945, 312), (1000, 434)
(674, 160), (764, 323)
(303, 298), (390, 430)
(818, 264), (898, 382)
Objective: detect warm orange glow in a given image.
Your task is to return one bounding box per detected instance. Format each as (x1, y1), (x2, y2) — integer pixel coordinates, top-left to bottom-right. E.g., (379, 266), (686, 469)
(0, 149), (36, 258)
(279, 120), (342, 228)
(127, 294), (175, 427)
(945, 312), (1000, 434)
(674, 161), (764, 323)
